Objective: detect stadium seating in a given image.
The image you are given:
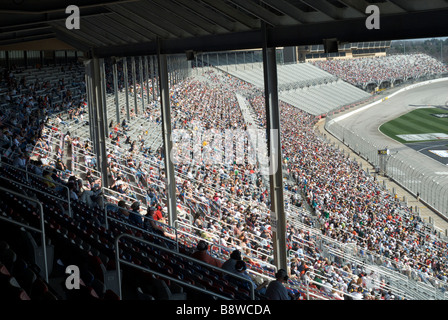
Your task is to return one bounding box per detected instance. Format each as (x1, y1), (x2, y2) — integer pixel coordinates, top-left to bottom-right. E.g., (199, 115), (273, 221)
(1, 56), (448, 301)
(219, 62), (371, 116)
(311, 53), (448, 89)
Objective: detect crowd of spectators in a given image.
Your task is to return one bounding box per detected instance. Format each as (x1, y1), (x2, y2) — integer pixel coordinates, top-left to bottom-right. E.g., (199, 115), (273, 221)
(247, 81), (448, 298)
(87, 66), (448, 299)
(0, 63), (85, 171)
(3, 59), (448, 300)
(311, 54), (448, 87)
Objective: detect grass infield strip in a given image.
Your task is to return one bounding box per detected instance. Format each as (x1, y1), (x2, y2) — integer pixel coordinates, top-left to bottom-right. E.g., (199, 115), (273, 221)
(379, 108), (448, 144)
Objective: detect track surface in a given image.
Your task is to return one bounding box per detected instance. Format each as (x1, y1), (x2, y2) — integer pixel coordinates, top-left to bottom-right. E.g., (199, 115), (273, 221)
(333, 80), (448, 217)
(336, 81), (448, 171)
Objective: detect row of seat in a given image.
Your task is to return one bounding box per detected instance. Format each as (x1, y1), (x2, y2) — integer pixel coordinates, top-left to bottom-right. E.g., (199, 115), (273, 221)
(0, 240), (58, 301)
(0, 160), (260, 300)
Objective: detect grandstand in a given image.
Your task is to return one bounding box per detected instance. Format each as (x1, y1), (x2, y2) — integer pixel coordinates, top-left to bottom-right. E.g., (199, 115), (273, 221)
(297, 41), (392, 62)
(311, 53), (448, 91)
(2, 55), (448, 302)
(210, 61), (371, 116)
(1, 0), (448, 305)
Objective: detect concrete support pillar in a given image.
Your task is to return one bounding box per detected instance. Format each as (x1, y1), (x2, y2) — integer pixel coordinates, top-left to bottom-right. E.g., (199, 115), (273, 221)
(123, 57), (131, 121)
(157, 41), (177, 227)
(139, 56), (145, 113)
(113, 60), (120, 124)
(131, 56), (138, 115)
(85, 57), (109, 189)
(262, 23), (287, 272)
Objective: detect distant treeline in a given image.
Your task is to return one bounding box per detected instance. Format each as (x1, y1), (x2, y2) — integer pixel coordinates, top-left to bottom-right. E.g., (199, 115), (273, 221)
(388, 38), (448, 63)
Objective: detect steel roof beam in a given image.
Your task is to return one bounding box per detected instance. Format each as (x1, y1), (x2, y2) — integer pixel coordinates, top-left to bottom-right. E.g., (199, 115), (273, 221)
(107, 4), (182, 38)
(387, 0), (448, 12)
(0, 8), (111, 28)
(173, 0), (244, 32)
(51, 22), (106, 48)
(199, 0), (260, 29)
(339, 0), (405, 15)
(226, 0), (287, 26)
(99, 14), (155, 43)
(52, 28), (92, 52)
(0, 32), (56, 47)
(0, 24), (52, 34)
(91, 8), (448, 57)
(299, 0), (342, 20)
(129, 1), (207, 37)
(260, 0), (308, 24)
(0, 0), (139, 14)
(148, 0), (227, 35)
(80, 19), (133, 46)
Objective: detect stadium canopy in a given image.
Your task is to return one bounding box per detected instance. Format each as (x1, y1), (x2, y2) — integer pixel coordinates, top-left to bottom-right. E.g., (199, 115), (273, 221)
(1, 0), (448, 55)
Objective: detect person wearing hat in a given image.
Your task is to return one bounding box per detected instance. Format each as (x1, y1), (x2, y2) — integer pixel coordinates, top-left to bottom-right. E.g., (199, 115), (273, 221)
(144, 205), (167, 237)
(234, 260), (257, 290)
(153, 205), (165, 223)
(191, 240), (223, 268)
(129, 201), (143, 226)
(351, 286), (364, 300)
(264, 269), (296, 300)
(235, 260), (252, 282)
(228, 260), (270, 295)
(13, 151), (27, 169)
(117, 200), (131, 219)
(42, 169), (56, 189)
(222, 249), (242, 273)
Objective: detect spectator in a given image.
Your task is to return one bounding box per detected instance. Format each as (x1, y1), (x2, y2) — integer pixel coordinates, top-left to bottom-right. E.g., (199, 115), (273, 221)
(145, 206), (166, 237)
(129, 201), (143, 227)
(351, 286), (364, 300)
(42, 169), (56, 189)
(311, 54), (448, 88)
(191, 240), (223, 268)
(264, 269), (296, 300)
(68, 181), (79, 201)
(13, 152), (27, 169)
(117, 200), (131, 220)
(222, 249), (242, 273)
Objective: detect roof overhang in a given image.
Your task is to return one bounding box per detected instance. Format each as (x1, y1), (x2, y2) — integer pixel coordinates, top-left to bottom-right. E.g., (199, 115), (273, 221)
(0, 0), (446, 57)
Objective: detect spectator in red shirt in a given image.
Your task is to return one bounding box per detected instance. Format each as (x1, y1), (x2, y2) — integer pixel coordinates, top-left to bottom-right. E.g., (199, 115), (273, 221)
(153, 205), (164, 222)
(191, 240), (223, 268)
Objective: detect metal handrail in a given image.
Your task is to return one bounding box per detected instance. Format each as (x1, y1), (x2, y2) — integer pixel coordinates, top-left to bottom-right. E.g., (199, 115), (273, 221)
(104, 202), (179, 251)
(103, 187), (148, 208)
(0, 160), (72, 217)
(175, 218), (275, 267)
(114, 233), (255, 300)
(286, 201), (446, 295)
(304, 274), (359, 301)
(322, 246), (420, 300)
(105, 137), (269, 212)
(0, 186), (48, 282)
